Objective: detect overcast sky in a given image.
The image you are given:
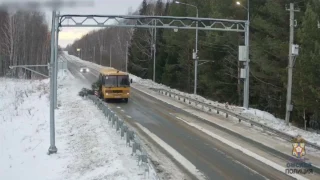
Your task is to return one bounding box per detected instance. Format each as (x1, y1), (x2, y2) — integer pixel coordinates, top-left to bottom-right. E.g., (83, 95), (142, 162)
(54, 0), (142, 47)
(1, 0), (143, 47)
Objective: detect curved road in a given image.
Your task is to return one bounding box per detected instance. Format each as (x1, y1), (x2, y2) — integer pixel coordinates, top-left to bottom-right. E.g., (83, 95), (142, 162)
(66, 59), (295, 180)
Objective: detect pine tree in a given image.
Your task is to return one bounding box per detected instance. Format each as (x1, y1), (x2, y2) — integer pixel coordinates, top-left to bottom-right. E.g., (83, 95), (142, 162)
(128, 0), (151, 78)
(294, 1), (320, 126)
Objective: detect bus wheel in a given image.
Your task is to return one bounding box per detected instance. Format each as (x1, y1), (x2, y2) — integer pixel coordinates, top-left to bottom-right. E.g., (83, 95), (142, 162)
(124, 98), (128, 103)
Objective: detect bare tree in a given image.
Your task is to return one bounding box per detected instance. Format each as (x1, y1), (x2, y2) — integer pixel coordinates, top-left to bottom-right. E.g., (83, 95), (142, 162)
(0, 10), (51, 78)
(66, 1), (160, 71)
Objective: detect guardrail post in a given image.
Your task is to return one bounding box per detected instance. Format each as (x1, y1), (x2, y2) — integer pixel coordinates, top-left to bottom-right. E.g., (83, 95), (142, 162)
(126, 131), (130, 146)
(102, 108), (106, 116)
(106, 109), (110, 119)
(132, 140), (141, 155)
(144, 166), (150, 179)
(112, 116), (117, 127)
(126, 130), (134, 146)
(109, 110), (113, 120)
(98, 101), (102, 110)
(110, 114), (113, 125)
(121, 124), (128, 139)
(138, 151), (148, 166)
(116, 118), (119, 131)
(117, 120), (123, 132)
(104, 108), (107, 117)
(109, 113), (113, 122)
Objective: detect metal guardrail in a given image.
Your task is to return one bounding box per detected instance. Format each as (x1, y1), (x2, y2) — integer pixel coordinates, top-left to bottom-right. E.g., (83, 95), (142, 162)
(150, 88), (320, 151)
(85, 94), (159, 179)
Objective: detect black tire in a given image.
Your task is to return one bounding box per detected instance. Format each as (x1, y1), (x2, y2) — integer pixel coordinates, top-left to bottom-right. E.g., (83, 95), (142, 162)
(124, 98), (128, 103)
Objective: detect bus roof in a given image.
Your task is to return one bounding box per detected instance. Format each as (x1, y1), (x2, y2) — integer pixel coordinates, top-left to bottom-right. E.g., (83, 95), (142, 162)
(99, 68), (128, 76)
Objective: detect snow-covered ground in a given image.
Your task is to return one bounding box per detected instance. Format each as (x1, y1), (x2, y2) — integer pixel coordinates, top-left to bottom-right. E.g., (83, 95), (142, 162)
(64, 51), (320, 146)
(0, 70), (158, 180)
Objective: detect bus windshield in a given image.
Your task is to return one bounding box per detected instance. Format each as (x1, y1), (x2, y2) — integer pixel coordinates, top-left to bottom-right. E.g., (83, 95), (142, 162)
(118, 75), (130, 87)
(104, 75), (129, 87)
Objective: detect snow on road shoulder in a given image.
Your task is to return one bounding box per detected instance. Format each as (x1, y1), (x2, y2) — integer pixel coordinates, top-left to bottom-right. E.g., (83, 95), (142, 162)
(57, 70), (158, 180)
(0, 70), (158, 180)
(63, 52), (320, 146)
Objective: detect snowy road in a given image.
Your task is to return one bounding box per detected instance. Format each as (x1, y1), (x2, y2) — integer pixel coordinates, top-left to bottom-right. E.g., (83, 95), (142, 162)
(66, 59), (299, 179)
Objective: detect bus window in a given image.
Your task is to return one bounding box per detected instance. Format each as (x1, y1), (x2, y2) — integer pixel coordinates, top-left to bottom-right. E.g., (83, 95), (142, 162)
(105, 76), (117, 87)
(118, 75), (130, 87)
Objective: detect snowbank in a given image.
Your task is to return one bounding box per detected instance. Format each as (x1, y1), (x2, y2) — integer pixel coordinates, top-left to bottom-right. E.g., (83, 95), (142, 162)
(0, 77), (65, 180)
(63, 51), (320, 146)
(0, 69), (158, 180)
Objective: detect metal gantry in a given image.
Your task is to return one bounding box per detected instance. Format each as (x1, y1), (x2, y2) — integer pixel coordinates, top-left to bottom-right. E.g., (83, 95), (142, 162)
(48, 13), (249, 154)
(58, 14), (246, 32)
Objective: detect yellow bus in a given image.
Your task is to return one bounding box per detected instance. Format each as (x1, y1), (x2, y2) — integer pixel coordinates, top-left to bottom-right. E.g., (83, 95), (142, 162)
(97, 68), (131, 103)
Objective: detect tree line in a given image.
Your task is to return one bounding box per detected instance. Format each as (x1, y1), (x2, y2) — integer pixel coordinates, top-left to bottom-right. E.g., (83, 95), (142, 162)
(66, 0), (320, 129)
(0, 10), (50, 78)
(66, 8), (136, 71)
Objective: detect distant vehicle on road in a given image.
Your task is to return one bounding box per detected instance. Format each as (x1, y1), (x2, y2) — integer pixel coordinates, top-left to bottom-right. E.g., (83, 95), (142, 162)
(80, 67), (89, 73)
(95, 68), (132, 103)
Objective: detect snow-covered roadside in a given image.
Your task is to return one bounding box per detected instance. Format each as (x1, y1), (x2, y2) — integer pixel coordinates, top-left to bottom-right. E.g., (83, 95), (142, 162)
(0, 70), (158, 180)
(65, 51), (320, 146)
(0, 77), (67, 180)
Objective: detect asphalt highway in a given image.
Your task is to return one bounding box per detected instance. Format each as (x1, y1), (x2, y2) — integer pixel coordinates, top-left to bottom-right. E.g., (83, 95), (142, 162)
(67, 59), (296, 180)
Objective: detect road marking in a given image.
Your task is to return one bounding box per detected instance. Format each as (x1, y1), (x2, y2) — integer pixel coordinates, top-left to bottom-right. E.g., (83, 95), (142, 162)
(136, 123), (206, 180)
(117, 106), (121, 109)
(121, 109), (125, 112)
(169, 112), (185, 121)
(126, 115), (132, 119)
(175, 116), (184, 121)
(175, 118), (309, 180)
